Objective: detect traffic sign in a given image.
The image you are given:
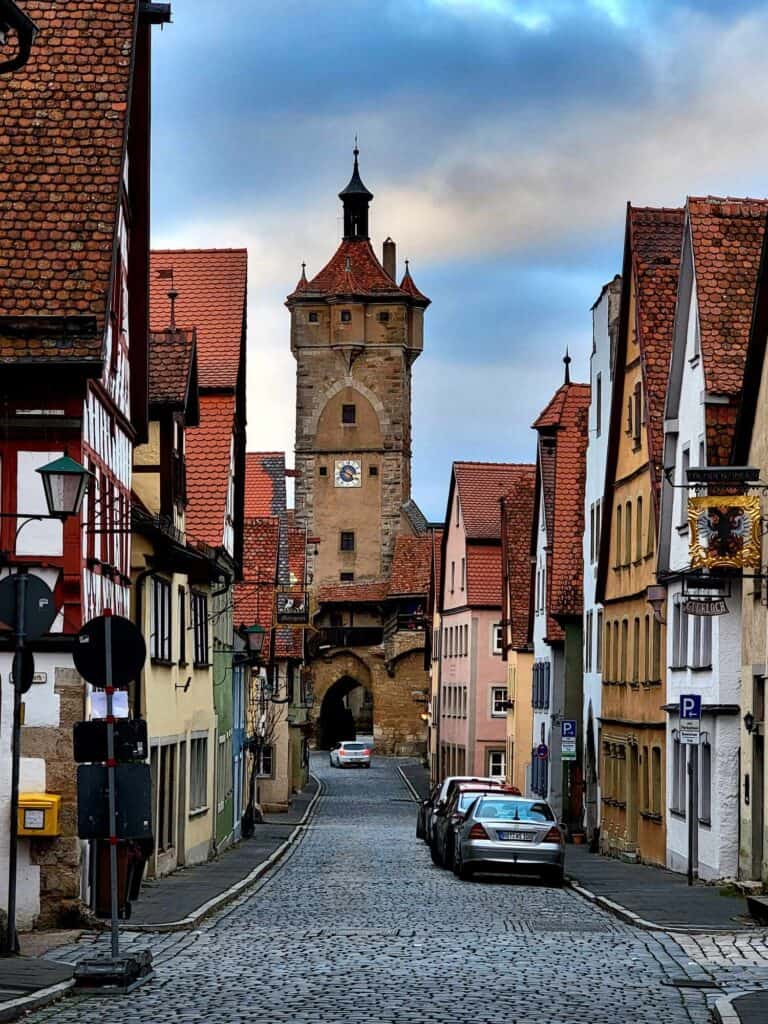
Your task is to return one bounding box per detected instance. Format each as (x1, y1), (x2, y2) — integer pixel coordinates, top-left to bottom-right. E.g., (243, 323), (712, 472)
(561, 720), (577, 738)
(536, 743), (549, 759)
(0, 574), (57, 639)
(10, 650), (35, 695)
(73, 614), (146, 687)
(679, 694), (701, 745)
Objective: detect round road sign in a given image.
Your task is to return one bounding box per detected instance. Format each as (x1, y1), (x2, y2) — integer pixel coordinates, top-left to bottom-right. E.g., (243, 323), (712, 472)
(73, 614), (146, 688)
(0, 573), (57, 639)
(536, 743), (549, 759)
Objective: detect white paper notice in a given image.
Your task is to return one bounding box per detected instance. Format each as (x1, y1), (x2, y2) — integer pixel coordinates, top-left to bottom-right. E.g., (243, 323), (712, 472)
(91, 690), (129, 719)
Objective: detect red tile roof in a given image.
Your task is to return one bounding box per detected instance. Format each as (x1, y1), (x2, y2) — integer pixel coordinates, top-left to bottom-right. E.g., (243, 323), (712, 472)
(630, 207), (685, 487)
(399, 265), (431, 306)
(235, 516), (279, 660)
(185, 394), (235, 549)
(274, 526), (308, 659)
(148, 328), (197, 412)
(289, 240), (410, 299)
(687, 197), (768, 465)
(466, 544), (503, 607)
(245, 452), (287, 518)
(317, 581), (389, 604)
(150, 249), (247, 390)
(533, 383), (590, 639)
(0, 1), (139, 361)
(501, 469), (537, 650)
(454, 462), (534, 539)
(389, 536), (432, 596)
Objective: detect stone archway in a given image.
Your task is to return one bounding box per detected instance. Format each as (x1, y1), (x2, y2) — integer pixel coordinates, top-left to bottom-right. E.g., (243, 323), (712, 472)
(317, 675), (374, 749)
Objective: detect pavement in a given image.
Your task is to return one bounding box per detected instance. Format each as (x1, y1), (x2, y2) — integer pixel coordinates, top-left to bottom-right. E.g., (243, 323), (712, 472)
(0, 778), (319, 1022)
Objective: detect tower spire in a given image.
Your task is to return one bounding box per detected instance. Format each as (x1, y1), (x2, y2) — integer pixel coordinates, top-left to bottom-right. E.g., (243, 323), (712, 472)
(339, 144), (373, 241)
(563, 347), (572, 385)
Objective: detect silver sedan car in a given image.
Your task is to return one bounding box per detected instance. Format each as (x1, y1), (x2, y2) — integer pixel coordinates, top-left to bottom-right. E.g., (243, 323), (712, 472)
(453, 794), (565, 884)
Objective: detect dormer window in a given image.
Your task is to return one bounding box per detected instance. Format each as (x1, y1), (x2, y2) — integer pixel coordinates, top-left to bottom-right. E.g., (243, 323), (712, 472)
(340, 310), (351, 323)
(308, 311), (319, 324)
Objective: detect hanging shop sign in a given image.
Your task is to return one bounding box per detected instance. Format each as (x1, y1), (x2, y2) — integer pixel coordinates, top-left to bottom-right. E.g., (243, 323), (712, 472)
(276, 591), (309, 625)
(682, 596), (728, 616)
(688, 495), (762, 570)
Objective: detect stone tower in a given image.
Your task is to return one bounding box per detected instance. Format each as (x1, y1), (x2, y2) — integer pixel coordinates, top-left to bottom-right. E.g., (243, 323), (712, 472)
(287, 149), (430, 586)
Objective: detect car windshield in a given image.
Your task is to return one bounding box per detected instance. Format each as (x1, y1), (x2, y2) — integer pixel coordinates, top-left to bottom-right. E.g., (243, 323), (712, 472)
(475, 798), (554, 823)
(341, 743), (366, 750)
(457, 792), (487, 812)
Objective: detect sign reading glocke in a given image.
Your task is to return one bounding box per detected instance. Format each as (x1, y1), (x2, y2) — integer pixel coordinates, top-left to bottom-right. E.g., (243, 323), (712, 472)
(688, 495), (761, 571)
(276, 591), (309, 625)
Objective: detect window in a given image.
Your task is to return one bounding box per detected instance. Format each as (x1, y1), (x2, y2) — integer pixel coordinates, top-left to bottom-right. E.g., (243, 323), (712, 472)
(646, 500), (655, 557)
(341, 403), (356, 424)
(151, 577), (171, 662)
(643, 615), (650, 682)
(340, 309), (352, 323)
(679, 447), (690, 528)
(190, 735), (208, 814)
(191, 591), (209, 666)
(632, 617), (640, 683)
(596, 373), (602, 436)
(635, 497), (643, 561)
(491, 687), (508, 716)
(620, 619), (628, 682)
(672, 735), (685, 815)
(615, 504), (622, 567)
(700, 741), (711, 823)
(340, 571), (354, 582)
(595, 499), (601, 559)
(463, 624), (468, 656)
(672, 598), (688, 668)
(487, 750), (506, 778)
(319, 466), (328, 477)
(651, 746), (662, 815)
(585, 610), (593, 672)
(461, 557), (465, 591)
(624, 501), (632, 566)
(178, 586), (187, 665)
(340, 531), (355, 552)
(369, 465), (378, 476)
(590, 504), (595, 564)
(451, 561), (455, 593)
(652, 619), (661, 681)
(377, 311), (390, 323)
(308, 311), (319, 323)
(255, 744), (274, 777)
(493, 623), (503, 655)
(633, 381), (642, 445)
(155, 743), (176, 851)
(641, 745), (650, 811)
(596, 610), (603, 672)
(691, 613), (712, 669)
(613, 621), (619, 681)
(217, 733), (232, 811)
(448, 628), (453, 658)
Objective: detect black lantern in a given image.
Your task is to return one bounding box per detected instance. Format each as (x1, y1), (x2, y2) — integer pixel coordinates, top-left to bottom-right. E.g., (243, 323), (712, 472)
(243, 623), (266, 657)
(36, 455), (91, 519)
(744, 711), (756, 735)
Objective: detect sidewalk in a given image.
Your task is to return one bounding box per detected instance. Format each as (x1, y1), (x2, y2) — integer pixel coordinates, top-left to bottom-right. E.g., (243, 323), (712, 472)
(398, 760), (430, 800)
(0, 777), (320, 1021)
(715, 990), (768, 1024)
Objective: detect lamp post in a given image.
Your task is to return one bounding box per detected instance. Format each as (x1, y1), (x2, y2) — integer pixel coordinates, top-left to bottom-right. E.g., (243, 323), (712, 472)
(0, 0), (37, 75)
(1, 456), (90, 957)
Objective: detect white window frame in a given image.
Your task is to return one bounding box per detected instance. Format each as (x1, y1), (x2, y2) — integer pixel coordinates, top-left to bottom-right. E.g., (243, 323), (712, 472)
(487, 749), (506, 778)
(492, 623), (503, 655)
(491, 686), (508, 717)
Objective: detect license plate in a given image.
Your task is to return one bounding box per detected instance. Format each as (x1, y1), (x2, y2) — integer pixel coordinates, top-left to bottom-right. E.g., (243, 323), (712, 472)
(497, 830), (534, 842)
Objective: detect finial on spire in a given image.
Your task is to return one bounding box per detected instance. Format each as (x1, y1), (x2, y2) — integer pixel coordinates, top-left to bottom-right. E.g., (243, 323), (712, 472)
(300, 261), (307, 280)
(168, 287), (178, 331)
(354, 133), (359, 160)
(563, 347), (572, 385)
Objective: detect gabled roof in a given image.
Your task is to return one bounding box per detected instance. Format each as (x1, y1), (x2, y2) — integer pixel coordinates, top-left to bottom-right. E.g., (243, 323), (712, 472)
(389, 536), (432, 597)
(245, 453), (287, 518)
(734, 215), (768, 464)
(149, 249), (247, 390)
(533, 383), (590, 640)
(148, 328), (199, 425)
(0, 1), (141, 361)
(466, 545), (503, 607)
(453, 462), (533, 539)
(317, 581), (389, 604)
(288, 240), (409, 300)
(185, 394), (235, 549)
(501, 470), (537, 651)
(399, 264), (431, 306)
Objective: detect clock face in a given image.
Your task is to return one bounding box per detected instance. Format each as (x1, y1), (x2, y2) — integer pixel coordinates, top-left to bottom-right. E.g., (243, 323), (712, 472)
(335, 460), (361, 487)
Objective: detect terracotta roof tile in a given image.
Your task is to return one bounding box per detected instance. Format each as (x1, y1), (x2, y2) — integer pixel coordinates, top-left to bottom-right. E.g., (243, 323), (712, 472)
(454, 462), (534, 539)
(533, 383), (590, 639)
(245, 452), (286, 518)
(466, 544), (503, 607)
(148, 328), (196, 410)
(317, 581), (389, 604)
(185, 394), (235, 549)
(150, 249), (247, 390)
(289, 240), (409, 299)
(235, 516), (279, 660)
(501, 469), (537, 650)
(389, 536), (432, 596)
(0, 1), (138, 361)
(399, 265), (431, 306)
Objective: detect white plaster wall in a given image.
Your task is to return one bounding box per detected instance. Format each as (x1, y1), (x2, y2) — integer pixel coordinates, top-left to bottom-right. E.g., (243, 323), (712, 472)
(664, 277), (742, 880)
(532, 476), (558, 810)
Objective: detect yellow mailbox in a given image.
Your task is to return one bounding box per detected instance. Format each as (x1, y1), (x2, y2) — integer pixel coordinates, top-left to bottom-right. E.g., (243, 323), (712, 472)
(17, 793), (61, 837)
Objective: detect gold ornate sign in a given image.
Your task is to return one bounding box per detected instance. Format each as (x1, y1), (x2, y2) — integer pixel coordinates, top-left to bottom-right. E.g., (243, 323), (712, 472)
(688, 495), (762, 570)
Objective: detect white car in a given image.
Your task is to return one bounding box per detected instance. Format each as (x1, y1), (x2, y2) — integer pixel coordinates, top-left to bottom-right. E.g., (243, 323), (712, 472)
(329, 741), (372, 768)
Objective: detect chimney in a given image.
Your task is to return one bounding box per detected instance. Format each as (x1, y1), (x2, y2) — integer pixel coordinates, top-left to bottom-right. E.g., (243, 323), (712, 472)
(383, 237), (396, 281)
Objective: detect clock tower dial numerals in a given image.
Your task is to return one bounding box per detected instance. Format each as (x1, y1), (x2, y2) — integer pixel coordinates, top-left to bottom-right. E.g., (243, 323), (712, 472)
(334, 459), (361, 488)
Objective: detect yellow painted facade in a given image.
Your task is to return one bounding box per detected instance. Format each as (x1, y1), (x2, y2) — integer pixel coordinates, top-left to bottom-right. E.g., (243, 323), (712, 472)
(505, 651), (533, 795)
(600, 279), (667, 866)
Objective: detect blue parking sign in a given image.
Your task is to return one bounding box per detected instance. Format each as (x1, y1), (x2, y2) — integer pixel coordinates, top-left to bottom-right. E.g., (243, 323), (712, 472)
(680, 695), (701, 720)
(561, 719), (577, 738)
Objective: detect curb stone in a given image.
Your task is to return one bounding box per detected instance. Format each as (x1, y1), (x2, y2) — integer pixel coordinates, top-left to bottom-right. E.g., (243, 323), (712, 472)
(0, 978), (75, 1024)
(712, 993), (746, 1024)
(397, 765), (421, 802)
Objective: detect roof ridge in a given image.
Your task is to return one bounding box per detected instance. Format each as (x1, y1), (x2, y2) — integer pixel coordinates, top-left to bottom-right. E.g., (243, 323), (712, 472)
(151, 247), (248, 255)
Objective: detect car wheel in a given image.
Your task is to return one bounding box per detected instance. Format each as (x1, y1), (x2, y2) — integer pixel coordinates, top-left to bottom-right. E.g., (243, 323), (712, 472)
(443, 837), (454, 871)
(545, 867), (564, 887)
(429, 839), (442, 866)
(456, 855), (473, 881)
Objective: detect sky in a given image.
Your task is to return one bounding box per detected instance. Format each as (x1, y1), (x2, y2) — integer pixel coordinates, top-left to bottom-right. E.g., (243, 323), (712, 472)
(151, 0), (768, 521)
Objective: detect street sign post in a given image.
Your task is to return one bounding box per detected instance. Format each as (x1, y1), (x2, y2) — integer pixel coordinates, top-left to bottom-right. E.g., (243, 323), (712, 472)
(561, 719), (577, 762)
(680, 694), (701, 886)
(536, 743), (549, 759)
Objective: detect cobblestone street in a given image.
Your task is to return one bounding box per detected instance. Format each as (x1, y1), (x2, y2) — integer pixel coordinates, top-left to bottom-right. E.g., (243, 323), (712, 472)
(23, 756), (767, 1024)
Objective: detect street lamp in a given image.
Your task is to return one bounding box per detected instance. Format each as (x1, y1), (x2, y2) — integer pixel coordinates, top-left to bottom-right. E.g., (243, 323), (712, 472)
(0, 0), (37, 75)
(36, 456), (92, 520)
(242, 623), (266, 660)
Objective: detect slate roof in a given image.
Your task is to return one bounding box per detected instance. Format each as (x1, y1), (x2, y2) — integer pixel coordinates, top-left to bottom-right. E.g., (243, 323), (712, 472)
(687, 197), (768, 465)
(389, 536), (432, 597)
(185, 394), (235, 549)
(235, 517), (279, 661)
(401, 498), (429, 536)
(317, 581), (389, 604)
(245, 453), (287, 518)
(533, 382), (590, 640)
(0, 1), (139, 361)
(148, 328), (198, 419)
(454, 462), (533, 539)
(289, 240), (410, 300)
(501, 470), (537, 651)
(149, 249), (247, 390)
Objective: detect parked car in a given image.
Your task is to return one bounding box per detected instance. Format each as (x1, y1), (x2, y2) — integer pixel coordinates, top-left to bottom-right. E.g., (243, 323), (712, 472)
(422, 776), (506, 844)
(417, 783), (442, 839)
(430, 784), (503, 868)
(329, 741), (372, 768)
(453, 794), (565, 884)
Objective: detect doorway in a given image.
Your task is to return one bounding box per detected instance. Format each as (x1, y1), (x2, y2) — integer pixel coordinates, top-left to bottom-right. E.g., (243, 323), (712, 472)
(317, 676), (373, 749)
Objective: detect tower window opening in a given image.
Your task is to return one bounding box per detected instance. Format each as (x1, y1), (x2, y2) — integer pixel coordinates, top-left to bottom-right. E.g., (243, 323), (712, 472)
(308, 311), (319, 323)
(340, 310), (352, 323)
(319, 466), (328, 477)
(340, 531), (355, 552)
(340, 572), (355, 582)
(341, 403), (356, 425)
(369, 465), (378, 476)
(377, 311), (390, 323)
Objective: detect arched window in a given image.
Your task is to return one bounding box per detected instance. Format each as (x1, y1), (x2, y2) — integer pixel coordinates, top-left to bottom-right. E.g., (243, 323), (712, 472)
(625, 501), (632, 566)
(635, 496), (643, 561)
(615, 504), (623, 568)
